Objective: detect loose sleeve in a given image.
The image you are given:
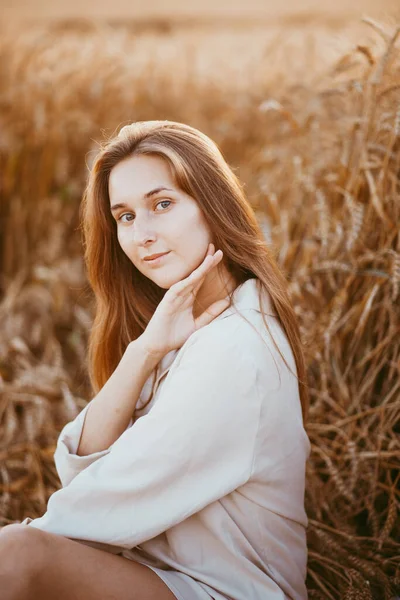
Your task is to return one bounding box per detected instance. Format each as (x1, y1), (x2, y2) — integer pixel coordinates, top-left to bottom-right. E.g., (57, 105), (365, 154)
(53, 402), (134, 488)
(24, 326), (262, 550)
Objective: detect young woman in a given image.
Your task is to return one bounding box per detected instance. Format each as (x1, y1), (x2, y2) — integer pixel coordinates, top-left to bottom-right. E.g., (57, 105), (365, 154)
(1, 120), (311, 600)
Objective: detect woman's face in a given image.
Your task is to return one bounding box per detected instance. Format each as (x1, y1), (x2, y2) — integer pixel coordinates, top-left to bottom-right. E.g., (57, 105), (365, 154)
(109, 154), (213, 289)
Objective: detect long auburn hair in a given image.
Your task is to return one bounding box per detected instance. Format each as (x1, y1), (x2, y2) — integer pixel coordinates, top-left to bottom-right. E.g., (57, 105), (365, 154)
(80, 120), (309, 425)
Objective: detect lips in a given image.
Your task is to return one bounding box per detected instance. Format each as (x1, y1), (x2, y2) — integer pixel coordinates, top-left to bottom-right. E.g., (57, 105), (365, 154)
(143, 252), (170, 261)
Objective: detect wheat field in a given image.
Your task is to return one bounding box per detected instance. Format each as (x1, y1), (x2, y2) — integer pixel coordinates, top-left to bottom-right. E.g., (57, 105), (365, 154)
(0, 14), (399, 600)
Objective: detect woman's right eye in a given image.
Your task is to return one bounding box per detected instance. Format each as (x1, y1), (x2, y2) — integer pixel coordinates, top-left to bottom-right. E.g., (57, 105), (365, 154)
(118, 213), (134, 222)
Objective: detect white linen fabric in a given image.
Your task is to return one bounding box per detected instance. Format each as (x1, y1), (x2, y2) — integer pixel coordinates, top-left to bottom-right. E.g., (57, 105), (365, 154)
(21, 277), (311, 600)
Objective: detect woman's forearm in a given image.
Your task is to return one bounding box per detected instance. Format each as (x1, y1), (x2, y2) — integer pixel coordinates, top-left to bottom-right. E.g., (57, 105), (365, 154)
(76, 337), (161, 456)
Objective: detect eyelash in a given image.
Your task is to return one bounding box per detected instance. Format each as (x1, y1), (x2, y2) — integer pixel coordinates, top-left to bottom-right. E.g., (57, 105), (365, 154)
(117, 200), (172, 222)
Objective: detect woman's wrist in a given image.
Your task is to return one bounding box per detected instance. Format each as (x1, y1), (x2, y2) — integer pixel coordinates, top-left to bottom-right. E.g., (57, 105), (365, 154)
(126, 335), (164, 374)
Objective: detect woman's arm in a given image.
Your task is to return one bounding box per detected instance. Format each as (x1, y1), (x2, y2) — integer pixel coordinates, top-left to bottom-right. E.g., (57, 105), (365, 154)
(23, 322), (263, 548)
(76, 337), (162, 457)
(77, 244), (228, 458)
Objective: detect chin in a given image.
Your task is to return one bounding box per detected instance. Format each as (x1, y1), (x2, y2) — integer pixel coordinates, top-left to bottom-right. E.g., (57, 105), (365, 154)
(150, 269), (190, 290)
(153, 280), (172, 290)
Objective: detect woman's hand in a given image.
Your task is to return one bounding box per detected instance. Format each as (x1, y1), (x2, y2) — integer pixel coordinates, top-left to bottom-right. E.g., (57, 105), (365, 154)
(138, 243), (231, 360)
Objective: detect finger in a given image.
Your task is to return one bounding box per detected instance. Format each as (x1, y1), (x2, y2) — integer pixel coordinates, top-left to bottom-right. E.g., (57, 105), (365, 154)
(174, 249), (223, 296)
(195, 247), (223, 277)
(194, 298), (231, 330)
(202, 245), (213, 266)
(190, 250), (223, 294)
(190, 254), (220, 298)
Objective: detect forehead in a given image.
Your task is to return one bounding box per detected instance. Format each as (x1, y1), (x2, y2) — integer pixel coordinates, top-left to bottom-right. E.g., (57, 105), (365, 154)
(108, 154), (176, 202)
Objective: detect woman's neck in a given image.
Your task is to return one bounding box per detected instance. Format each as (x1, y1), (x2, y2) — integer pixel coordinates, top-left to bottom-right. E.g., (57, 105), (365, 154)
(193, 267), (237, 321)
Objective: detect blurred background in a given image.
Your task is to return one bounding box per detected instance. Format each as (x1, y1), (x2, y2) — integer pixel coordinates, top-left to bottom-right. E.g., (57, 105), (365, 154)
(1, 1), (399, 599)
(2, 0), (400, 20)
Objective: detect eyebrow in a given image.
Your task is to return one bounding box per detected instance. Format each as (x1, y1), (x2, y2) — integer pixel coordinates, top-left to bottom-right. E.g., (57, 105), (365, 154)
(110, 187), (174, 213)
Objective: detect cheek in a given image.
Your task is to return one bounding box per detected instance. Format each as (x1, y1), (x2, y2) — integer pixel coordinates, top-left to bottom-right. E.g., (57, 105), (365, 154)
(116, 229), (139, 262)
(172, 205), (210, 246)
(172, 218), (211, 271)
(117, 229), (127, 250)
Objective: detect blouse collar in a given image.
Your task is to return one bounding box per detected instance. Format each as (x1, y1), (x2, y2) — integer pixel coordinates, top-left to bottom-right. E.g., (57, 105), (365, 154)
(214, 277), (277, 322)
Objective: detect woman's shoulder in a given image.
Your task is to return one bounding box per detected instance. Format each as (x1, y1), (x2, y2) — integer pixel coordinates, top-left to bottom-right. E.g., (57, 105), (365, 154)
(188, 308), (258, 345)
(181, 309), (280, 373)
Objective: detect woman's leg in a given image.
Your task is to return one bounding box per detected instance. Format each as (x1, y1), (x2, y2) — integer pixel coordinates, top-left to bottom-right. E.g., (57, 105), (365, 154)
(0, 524), (177, 600)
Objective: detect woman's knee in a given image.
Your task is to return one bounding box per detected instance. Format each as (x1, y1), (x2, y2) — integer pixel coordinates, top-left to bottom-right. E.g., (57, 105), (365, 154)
(0, 524), (48, 574)
(0, 524), (48, 599)
(0, 523), (31, 547)
(1, 522), (38, 543)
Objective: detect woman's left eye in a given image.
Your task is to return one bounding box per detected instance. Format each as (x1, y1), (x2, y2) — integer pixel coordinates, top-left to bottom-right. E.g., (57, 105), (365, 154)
(156, 200), (171, 211)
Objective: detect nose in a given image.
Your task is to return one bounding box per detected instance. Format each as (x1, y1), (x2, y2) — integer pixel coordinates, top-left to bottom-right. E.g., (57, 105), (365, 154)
(130, 213), (157, 248)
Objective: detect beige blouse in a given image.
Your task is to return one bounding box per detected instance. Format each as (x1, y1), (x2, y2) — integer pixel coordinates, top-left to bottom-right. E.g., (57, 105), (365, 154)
(22, 277), (311, 600)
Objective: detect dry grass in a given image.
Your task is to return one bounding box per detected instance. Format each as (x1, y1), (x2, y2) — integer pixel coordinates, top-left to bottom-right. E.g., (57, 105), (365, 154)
(0, 16), (399, 600)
